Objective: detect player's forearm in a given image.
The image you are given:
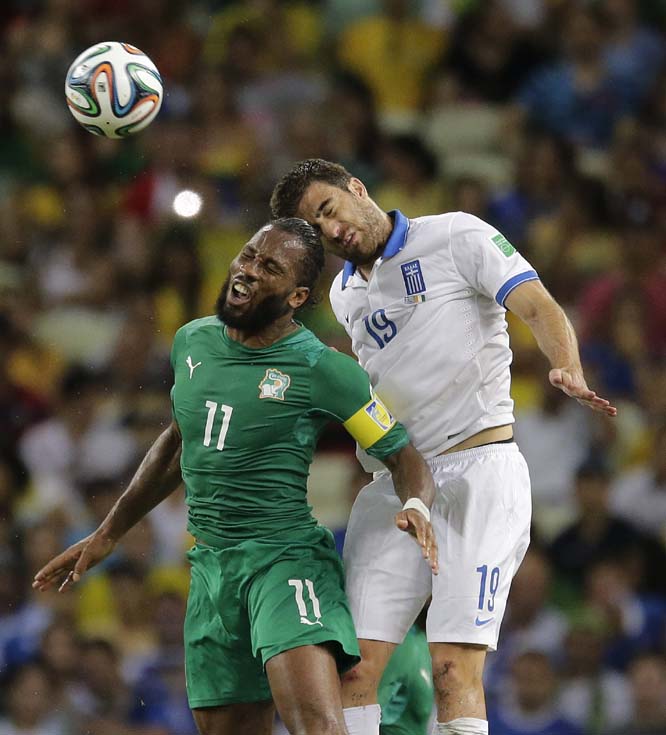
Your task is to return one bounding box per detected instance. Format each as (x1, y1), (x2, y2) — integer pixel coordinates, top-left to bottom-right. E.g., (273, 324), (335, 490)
(383, 443), (436, 508)
(98, 421), (182, 542)
(523, 298), (583, 371)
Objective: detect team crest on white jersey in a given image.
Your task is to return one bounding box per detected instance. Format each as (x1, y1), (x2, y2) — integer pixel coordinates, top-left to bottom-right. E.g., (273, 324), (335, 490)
(258, 368), (291, 400)
(401, 259), (427, 301)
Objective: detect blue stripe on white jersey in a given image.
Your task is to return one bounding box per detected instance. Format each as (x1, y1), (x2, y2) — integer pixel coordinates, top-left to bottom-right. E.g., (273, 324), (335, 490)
(495, 270), (539, 306)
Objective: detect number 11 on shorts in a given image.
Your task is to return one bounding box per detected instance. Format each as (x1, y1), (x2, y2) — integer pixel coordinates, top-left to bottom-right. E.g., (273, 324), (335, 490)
(475, 564), (500, 626)
(288, 579), (323, 627)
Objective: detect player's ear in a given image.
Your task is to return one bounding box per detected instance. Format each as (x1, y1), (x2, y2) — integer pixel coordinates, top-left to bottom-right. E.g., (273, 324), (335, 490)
(288, 287), (310, 310)
(348, 177), (367, 199)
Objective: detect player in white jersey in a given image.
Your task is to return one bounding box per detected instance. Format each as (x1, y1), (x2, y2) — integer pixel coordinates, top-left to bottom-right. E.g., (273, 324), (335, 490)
(270, 159), (617, 735)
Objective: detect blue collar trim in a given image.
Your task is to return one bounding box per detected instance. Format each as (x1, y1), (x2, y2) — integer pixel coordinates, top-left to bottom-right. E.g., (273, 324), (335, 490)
(341, 210), (409, 289)
(341, 260), (356, 289)
(383, 209), (410, 258)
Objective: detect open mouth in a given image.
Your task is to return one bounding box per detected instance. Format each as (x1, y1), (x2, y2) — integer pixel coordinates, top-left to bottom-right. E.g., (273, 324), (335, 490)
(228, 279), (253, 305)
(343, 232), (356, 247)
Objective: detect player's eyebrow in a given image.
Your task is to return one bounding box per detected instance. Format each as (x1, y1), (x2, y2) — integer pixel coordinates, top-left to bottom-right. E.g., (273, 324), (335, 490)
(315, 198), (332, 217)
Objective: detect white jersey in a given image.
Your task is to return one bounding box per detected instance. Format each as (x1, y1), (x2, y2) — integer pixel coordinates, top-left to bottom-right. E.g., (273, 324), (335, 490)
(329, 210), (539, 461)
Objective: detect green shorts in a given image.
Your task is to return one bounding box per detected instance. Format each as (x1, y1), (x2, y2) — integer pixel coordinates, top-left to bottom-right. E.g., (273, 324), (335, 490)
(184, 525), (360, 708)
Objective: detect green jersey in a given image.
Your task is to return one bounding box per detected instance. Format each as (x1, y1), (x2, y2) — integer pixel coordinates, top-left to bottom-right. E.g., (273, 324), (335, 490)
(170, 317), (409, 545)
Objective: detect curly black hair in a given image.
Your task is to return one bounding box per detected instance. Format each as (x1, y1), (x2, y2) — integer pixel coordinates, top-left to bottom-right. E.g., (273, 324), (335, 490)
(272, 216), (325, 295)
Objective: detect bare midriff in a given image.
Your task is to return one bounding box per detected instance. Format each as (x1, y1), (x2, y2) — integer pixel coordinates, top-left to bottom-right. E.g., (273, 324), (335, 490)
(440, 424), (513, 455)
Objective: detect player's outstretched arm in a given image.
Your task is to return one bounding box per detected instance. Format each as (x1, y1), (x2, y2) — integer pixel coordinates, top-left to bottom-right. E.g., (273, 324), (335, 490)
(33, 420), (183, 592)
(383, 443), (439, 574)
(505, 280), (617, 417)
(315, 348), (438, 570)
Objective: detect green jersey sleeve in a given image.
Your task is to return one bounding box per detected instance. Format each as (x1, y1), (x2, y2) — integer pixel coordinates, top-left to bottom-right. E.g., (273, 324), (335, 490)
(170, 325), (187, 371)
(311, 349), (410, 461)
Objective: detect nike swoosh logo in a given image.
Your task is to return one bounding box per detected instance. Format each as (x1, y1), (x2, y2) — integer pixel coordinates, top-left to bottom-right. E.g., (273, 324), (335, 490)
(475, 616), (494, 627)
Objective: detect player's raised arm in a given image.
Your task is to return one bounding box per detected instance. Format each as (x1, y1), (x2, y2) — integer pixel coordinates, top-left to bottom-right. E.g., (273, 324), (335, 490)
(33, 420), (182, 592)
(504, 279), (617, 416)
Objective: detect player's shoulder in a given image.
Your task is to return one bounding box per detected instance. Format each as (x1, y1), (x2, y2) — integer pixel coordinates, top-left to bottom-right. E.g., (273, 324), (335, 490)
(412, 211), (491, 236)
(403, 211), (489, 252)
(310, 344), (367, 394)
(283, 329), (363, 384)
(410, 211), (460, 230)
(173, 316), (220, 349)
(280, 326), (331, 368)
(415, 212), (503, 260)
(297, 330), (357, 373)
(176, 315), (219, 337)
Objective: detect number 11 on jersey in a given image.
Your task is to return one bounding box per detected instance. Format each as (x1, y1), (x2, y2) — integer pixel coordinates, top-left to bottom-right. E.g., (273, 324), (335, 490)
(203, 400), (233, 450)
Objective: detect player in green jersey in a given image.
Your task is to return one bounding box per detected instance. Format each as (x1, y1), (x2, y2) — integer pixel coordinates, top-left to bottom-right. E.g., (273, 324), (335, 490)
(33, 218), (438, 735)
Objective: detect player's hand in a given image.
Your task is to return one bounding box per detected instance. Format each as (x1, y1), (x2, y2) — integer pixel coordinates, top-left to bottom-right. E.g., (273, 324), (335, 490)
(549, 368), (617, 417)
(395, 509), (439, 575)
(32, 531), (117, 592)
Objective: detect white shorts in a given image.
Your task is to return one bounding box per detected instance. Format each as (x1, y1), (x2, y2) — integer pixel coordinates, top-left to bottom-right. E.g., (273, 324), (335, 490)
(343, 442), (531, 650)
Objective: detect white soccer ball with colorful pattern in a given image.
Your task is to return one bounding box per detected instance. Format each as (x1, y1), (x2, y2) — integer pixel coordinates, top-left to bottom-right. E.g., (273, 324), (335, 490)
(65, 42), (163, 138)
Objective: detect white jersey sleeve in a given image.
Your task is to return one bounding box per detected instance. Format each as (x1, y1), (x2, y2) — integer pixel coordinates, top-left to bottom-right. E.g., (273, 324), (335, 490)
(449, 212), (538, 307)
(329, 270), (352, 338)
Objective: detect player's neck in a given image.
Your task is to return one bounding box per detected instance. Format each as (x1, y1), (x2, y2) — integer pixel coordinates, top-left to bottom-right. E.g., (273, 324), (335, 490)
(226, 313), (299, 348)
(357, 210), (393, 282)
(357, 264), (373, 281)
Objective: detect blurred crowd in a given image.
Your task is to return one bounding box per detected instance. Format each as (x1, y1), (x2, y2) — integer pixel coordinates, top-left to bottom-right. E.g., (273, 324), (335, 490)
(1, 0), (666, 734)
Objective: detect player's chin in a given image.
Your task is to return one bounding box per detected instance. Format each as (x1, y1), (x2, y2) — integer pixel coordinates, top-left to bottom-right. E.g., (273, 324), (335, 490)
(219, 301), (256, 330)
(327, 238), (364, 262)
(224, 298), (257, 323)
(354, 241), (378, 266)
(226, 291), (254, 309)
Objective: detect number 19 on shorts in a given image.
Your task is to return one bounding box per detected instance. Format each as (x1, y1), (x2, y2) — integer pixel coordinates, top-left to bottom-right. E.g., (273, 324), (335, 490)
(475, 564), (500, 626)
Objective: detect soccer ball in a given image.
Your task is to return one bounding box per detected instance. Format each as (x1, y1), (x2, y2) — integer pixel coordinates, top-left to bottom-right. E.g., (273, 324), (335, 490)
(65, 41), (163, 138)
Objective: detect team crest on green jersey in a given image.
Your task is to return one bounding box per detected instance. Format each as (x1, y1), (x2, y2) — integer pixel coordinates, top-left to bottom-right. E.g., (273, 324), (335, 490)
(258, 368), (291, 400)
(491, 233), (516, 257)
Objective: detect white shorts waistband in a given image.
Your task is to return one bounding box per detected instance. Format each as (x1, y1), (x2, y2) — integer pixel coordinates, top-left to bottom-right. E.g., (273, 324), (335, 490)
(427, 441), (519, 468)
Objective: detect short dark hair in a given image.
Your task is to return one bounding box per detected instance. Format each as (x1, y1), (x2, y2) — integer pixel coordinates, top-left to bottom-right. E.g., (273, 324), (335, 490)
(272, 217), (325, 297)
(270, 159), (353, 219)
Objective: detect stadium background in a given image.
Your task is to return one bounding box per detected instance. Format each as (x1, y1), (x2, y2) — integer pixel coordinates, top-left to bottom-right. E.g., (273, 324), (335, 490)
(1, 0), (666, 733)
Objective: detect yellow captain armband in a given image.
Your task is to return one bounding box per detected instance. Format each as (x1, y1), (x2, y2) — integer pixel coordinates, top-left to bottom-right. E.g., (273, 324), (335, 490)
(343, 394), (396, 449)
